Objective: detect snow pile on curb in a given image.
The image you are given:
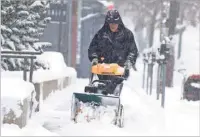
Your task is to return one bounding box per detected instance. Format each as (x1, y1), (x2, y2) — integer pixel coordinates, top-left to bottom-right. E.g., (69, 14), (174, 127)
(36, 51), (67, 72)
(1, 78), (34, 118)
(34, 51), (77, 83)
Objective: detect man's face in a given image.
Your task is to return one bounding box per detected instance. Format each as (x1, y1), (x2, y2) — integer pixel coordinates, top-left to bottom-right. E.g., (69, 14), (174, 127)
(109, 23), (119, 32)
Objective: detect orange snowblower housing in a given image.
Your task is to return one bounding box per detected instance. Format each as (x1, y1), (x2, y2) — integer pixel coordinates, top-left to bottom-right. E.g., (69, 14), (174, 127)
(91, 63), (125, 75)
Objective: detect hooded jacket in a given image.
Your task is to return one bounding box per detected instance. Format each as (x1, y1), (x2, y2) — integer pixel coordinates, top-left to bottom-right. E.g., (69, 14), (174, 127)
(88, 11), (138, 67)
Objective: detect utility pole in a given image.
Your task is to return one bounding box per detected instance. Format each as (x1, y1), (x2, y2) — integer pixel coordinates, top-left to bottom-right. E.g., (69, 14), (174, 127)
(165, 0), (180, 87)
(199, 1), (200, 74)
(177, 4), (184, 59)
(58, 0), (64, 52)
(77, 0), (82, 65)
(67, 0), (73, 67)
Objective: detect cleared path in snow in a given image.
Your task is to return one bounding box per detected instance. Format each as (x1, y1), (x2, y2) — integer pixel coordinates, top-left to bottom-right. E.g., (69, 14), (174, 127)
(32, 76), (167, 136)
(31, 64), (199, 136)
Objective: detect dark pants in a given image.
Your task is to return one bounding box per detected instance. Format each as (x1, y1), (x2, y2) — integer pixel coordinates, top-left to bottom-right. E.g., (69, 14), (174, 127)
(97, 75), (124, 94)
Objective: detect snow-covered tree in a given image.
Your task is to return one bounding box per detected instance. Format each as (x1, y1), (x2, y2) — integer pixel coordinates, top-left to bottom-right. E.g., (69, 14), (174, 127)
(1, 0), (52, 71)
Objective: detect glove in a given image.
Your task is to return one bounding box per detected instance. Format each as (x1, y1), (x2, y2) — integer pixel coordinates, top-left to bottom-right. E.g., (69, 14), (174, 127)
(127, 53), (135, 63)
(124, 60), (132, 79)
(92, 58), (98, 65)
(124, 60), (132, 70)
(90, 53), (98, 65)
(124, 68), (129, 79)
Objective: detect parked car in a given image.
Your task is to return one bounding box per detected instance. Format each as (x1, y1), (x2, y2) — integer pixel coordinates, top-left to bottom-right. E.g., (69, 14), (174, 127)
(183, 74), (200, 101)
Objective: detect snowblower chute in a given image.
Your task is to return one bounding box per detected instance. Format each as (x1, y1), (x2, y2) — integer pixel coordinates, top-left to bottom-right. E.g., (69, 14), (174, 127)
(71, 63), (125, 128)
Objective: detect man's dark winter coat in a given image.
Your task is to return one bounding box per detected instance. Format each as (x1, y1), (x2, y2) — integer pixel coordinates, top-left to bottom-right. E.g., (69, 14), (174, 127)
(88, 12), (138, 67)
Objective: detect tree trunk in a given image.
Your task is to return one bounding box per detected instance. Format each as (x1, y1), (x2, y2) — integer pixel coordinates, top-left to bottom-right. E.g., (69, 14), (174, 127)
(165, 0), (180, 87)
(148, 6), (159, 47)
(168, 1), (180, 36)
(177, 3), (184, 59)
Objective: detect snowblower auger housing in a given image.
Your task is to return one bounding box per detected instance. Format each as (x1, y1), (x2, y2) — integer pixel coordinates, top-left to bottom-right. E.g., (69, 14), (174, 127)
(71, 63), (125, 128)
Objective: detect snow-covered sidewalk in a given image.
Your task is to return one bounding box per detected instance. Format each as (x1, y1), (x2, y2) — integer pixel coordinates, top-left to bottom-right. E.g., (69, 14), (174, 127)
(28, 78), (165, 136)
(20, 70), (199, 136)
(1, 67), (199, 136)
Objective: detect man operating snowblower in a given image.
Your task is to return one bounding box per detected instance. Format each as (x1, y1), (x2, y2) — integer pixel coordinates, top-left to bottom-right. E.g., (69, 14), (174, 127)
(88, 9), (138, 95)
(70, 9), (139, 126)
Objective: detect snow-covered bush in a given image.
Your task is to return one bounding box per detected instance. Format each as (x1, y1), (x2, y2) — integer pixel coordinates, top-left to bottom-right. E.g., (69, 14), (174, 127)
(1, 0), (51, 71)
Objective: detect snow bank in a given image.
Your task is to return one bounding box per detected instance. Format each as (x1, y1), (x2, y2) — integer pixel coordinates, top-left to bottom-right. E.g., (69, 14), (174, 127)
(1, 78), (34, 100)
(1, 78), (34, 118)
(36, 51), (67, 72)
(1, 51), (77, 132)
(1, 124), (22, 136)
(34, 51), (76, 83)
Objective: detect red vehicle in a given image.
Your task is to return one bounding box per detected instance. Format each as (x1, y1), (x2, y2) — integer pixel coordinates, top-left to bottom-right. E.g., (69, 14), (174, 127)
(183, 74), (200, 101)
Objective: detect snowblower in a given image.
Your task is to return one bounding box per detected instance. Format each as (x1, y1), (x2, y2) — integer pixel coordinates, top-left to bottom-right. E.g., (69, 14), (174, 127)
(71, 63), (125, 128)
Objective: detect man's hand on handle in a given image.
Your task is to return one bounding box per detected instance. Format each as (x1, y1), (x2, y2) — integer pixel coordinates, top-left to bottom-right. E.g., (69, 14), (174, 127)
(91, 53), (98, 65)
(124, 60), (131, 79)
(124, 60), (137, 79)
(92, 58), (98, 65)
